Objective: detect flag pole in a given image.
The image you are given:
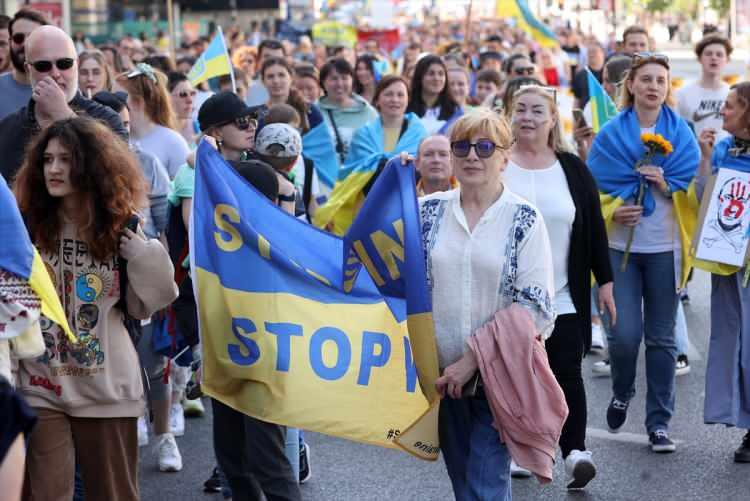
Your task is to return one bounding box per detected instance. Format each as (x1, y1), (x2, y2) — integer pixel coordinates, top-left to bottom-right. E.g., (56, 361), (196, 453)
(218, 26), (237, 94)
(167, 0), (176, 61)
(464, 0), (474, 52)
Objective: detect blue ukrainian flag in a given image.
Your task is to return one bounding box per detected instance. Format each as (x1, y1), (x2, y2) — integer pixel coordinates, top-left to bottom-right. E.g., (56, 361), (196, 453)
(191, 142), (440, 459)
(496, 0), (558, 48)
(188, 27), (233, 86)
(588, 106), (701, 287)
(313, 113), (427, 235)
(0, 176), (74, 342)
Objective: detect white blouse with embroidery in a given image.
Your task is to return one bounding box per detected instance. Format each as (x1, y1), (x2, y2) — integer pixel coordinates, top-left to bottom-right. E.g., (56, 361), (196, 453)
(419, 187), (557, 369)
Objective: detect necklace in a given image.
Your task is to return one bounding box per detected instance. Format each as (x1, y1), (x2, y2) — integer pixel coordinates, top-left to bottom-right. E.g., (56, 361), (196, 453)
(729, 136), (750, 157)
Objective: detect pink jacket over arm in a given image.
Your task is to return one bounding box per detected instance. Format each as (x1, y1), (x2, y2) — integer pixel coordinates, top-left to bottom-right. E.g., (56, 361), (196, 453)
(467, 304), (568, 483)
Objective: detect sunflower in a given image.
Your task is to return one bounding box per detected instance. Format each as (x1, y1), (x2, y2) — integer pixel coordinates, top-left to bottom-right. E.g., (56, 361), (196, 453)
(640, 133), (673, 156)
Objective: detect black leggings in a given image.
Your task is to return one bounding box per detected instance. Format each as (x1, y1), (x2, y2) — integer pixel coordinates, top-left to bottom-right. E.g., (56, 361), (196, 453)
(545, 314), (587, 458)
(212, 399), (301, 501)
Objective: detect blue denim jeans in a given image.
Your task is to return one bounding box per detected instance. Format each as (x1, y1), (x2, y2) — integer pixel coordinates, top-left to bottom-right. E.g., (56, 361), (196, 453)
(674, 302), (689, 356)
(608, 250), (678, 433)
(439, 393), (512, 501)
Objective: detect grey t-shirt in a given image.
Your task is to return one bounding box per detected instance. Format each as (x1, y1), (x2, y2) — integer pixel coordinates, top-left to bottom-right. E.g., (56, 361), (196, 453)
(0, 73), (31, 121)
(609, 127), (676, 254)
(135, 125), (191, 179)
(134, 146), (170, 239)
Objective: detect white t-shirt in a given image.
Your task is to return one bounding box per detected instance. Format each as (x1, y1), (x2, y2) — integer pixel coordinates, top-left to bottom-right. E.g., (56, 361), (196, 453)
(676, 81), (730, 140)
(420, 106), (446, 135)
(608, 127), (676, 254)
(505, 160), (576, 314)
(135, 125), (191, 179)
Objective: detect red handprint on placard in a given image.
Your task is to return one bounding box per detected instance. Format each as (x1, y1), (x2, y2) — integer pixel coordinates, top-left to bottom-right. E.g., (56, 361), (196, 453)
(719, 179), (750, 220)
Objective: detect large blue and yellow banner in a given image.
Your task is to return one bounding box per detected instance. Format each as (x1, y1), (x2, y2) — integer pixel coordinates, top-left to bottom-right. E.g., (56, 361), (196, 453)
(191, 143), (441, 459)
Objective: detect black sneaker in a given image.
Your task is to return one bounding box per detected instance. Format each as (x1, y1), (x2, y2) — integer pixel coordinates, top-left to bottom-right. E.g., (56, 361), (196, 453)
(606, 397), (629, 433)
(735, 431), (750, 463)
(203, 466), (222, 493)
(649, 430), (676, 453)
(299, 443), (311, 484)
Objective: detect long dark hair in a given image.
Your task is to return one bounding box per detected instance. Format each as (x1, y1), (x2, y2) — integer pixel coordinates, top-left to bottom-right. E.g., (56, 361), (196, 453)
(353, 54), (378, 95)
(407, 54), (458, 120)
(260, 57), (310, 133)
(14, 117), (146, 261)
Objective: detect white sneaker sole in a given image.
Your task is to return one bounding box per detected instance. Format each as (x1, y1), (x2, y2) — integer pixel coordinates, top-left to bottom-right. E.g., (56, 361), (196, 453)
(567, 460), (596, 490)
(651, 443), (676, 453)
(159, 463), (183, 472)
(675, 366), (691, 377)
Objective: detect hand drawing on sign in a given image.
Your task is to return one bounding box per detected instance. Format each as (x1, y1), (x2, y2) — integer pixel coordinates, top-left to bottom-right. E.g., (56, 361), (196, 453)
(701, 177), (750, 255)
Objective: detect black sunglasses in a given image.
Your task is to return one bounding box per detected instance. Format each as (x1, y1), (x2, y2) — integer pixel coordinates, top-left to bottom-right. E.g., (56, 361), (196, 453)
(11, 33), (26, 45)
(514, 66), (536, 76)
(178, 90), (197, 99)
(28, 58), (75, 73)
(451, 139), (502, 159)
(221, 115), (257, 131)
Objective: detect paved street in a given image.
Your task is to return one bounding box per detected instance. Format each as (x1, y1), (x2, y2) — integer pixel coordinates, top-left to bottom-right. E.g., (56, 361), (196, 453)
(139, 269), (750, 501)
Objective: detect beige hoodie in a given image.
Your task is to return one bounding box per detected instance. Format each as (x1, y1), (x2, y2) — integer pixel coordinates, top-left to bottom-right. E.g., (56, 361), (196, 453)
(18, 222), (178, 417)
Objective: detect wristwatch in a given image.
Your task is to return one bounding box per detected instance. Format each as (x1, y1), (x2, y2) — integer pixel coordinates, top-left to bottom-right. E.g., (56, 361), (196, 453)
(278, 192), (296, 202)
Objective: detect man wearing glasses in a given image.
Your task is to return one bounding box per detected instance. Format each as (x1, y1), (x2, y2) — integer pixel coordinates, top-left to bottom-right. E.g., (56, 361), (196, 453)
(0, 25), (126, 183)
(0, 8), (48, 121)
(504, 53), (537, 80)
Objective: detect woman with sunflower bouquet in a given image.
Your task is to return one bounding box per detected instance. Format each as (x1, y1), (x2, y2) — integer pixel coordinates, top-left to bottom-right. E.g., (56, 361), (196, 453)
(587, 53), (700, 453)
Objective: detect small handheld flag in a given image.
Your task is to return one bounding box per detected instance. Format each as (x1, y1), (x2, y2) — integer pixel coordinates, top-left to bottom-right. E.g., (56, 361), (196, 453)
(587, 69), (618, 133)
(496, 0), (558, 48)
(187, 27), (235, 89)
(0, 176), (74, 343)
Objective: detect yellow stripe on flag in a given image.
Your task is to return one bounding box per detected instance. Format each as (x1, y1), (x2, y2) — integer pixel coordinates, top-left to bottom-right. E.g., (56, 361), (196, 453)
(29, 250), (75, 343)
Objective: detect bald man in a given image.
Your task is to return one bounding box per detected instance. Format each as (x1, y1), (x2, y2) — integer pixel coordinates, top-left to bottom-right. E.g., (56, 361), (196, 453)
(415, 135), (458, 196)
(0, 25), (127, 183)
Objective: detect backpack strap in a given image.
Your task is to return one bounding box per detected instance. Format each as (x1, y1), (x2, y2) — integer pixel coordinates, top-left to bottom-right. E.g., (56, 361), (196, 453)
(326, 109), (346, 165)
(303, 156), (314, 222)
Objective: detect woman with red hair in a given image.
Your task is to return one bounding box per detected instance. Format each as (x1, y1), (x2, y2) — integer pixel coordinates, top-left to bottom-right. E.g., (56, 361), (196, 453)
(13, 117), (177, 500)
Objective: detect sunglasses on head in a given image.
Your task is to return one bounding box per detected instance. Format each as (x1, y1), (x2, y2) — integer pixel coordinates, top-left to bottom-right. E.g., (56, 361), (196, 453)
(514, 66), (535, 76)
(514, 83), (557, 103)
(451, 139), (502, 159)
(632, 52), (670, 68)
(222, 115), (257, 131)
(178, 90), (197, 98)
(28, 58), (75, 73)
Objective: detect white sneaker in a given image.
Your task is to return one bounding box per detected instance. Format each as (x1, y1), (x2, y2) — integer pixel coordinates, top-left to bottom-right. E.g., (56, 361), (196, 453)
(565, 449), (596, 490)
(156, 433), (183, 472)
(590, 323), (605, 352)
(592, 359), (611, 377)
(510, 459), (532, 478)
(169, 403), (185, 437)
(183, 397), (205, 417)
(137, 416), (149, 447)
